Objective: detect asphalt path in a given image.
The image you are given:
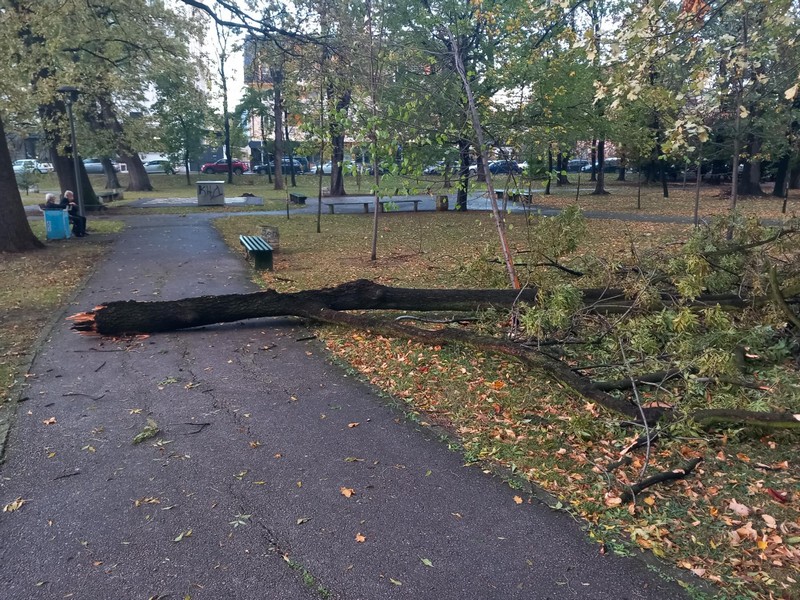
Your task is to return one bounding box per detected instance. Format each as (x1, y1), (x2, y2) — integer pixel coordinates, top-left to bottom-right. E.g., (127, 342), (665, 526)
(1, 212), (692, 599)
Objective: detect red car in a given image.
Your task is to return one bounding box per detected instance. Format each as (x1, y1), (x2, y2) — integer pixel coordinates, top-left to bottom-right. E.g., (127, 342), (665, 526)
(200, 158), (249, 175)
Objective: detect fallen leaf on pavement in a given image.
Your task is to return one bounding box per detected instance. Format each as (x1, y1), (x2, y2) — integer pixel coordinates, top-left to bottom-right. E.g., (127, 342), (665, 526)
(3, 497), (27, 512)
(513, 496), (523, 505)
(341, 487), (355, 498)
(355, 533), (366, 543)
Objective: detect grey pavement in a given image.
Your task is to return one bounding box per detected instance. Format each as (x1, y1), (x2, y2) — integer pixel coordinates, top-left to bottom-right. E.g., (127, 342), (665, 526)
(1, 213), (692, 599)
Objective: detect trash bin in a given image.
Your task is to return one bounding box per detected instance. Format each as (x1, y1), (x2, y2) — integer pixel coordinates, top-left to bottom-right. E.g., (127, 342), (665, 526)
(44, 210), (71, 240)
(196, 180), (225, 206)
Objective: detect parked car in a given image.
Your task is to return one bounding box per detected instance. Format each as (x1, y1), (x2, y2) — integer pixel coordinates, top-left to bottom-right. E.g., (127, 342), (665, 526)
(143, 159), (175, 174)
(252, 158), (302, 174)
(423, 161), (446, 175)
(317, 160), (358, 175)
(200, 158), (249, 175)
(566, 159), (590, 172)
(581, 158), (622, 173)
(12, 159), (49, 174)
(83, 158), (121, 174)
(488, 160), (522, 175)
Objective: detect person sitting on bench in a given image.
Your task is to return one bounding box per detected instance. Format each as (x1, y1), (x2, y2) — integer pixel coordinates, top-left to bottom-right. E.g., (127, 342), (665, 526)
(58, 190), (88, 237)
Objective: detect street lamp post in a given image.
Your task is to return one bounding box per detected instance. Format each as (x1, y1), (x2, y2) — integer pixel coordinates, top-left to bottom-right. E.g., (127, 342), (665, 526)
(57, 86), (84, 217)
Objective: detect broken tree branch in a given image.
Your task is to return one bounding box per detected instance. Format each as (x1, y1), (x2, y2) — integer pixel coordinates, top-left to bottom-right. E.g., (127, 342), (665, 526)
(620, 457), (703, 503)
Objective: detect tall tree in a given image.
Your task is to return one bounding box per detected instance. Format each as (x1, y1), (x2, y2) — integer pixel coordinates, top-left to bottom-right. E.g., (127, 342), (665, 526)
(0, 112), (43, 252)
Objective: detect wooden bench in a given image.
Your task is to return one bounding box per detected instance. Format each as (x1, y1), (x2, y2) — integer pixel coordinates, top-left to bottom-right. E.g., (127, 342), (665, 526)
(289, 193), (307, 204)
(323, 201), (371, 214)
(239, 235), (273, 270)
(98, 189), (123, 203)
(378, 199), (420, 212)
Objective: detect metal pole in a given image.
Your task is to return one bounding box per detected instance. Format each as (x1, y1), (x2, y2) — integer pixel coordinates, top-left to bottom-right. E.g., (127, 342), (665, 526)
(65, 97), (85, 217)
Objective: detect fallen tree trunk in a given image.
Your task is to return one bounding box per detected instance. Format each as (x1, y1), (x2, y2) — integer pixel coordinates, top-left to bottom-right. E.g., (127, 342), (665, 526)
(69, 279), (800, 431)
(69, 279), (772, 337)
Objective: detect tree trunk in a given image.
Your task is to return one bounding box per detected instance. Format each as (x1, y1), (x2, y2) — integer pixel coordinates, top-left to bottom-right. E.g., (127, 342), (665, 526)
(589, 141), (597, 182)
(101, 158), (121, 189)
(70, 278), (774, 337)
(97, 98), (153, 192)
(739, 137), (764, 196)
(545, 147), (552, 195)
(273, 66), (285, 191)
(556, 152), (569, 185)
(0, 112), (44, 253)
(773, 153), (790, 198)
(592, 140), (608, 195)
(285, 111), (297, 187)
(617, 152), (627, 181)
(790, 164), (800, 190)
(455, 138), (470, 211)
(328, 89), (350, 197)
(121, 151), (152, 192)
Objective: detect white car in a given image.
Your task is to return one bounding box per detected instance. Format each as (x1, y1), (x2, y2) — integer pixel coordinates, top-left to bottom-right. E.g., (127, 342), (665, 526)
(13, 159), (49, 174)
(143, 160), (175, 174)
(317, 160), (357, 175)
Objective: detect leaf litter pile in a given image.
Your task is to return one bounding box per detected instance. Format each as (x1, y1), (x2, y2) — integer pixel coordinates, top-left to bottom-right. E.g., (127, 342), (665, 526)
(230, 210), (797, 597)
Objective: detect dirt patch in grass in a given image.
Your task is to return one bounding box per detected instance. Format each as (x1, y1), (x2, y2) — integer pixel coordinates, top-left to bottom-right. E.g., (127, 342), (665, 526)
(214, 209), (799, 598)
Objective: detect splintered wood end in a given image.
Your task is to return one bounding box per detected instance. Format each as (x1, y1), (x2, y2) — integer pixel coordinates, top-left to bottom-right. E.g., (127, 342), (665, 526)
(67, 310), (99, 334)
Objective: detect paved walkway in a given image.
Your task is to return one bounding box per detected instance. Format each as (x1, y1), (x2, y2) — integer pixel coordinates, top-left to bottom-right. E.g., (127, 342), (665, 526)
(1, 213), (690, 599)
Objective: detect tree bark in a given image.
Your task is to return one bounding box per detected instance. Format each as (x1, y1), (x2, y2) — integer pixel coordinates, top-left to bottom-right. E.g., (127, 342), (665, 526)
(328, 89), (350, 197)
(0, 112), (44, 253)
(592, 139), (608, 195)
(273, 65), (286, 191)
(455, 138), (471, 211)
(69, 277), (792, 336)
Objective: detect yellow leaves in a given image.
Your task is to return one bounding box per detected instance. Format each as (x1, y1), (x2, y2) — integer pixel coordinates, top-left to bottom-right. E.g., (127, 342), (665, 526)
(234, 470), (248, 480)
(643, 496), (656, 507)
(249, 441), (262, 449)
(129, 408), (142, 415)
(3, 497), (27, 512)
(513, 495), (523, 505)
(348, 422), (360, 428)
(604, 494), (623, 507)
(355, 533), (366, 543)
(340, 487), (355, 498)
(738, 105), (749, 118)
(173, 529), (192, 543)
(490, 379), (506, 390)
(134, 497), (160, 507)
(42, 417), (57, 425)
(785, 83), (799, 100)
